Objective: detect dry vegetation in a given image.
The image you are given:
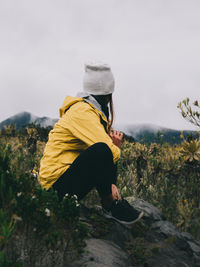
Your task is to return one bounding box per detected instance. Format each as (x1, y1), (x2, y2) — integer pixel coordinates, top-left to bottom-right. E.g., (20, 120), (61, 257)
(0, 123), (200, 265)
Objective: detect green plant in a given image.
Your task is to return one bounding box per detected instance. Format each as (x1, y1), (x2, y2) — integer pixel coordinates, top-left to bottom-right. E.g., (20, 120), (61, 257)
(0, 209), (15, 251)
(0, 209), (20, 267)
(0, 137), (88, 264)
(0, 252), (22, 267)
(178, 98), (200, 127)
(0, 143), (16, 208)
(180, 139), (200, 162)
(117, 140), (200, 240)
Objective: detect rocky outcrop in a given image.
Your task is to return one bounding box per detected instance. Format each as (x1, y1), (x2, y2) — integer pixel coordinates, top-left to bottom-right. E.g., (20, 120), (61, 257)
(75, 197), (200, 267)
(73, 238), (132, 267)
(4, 197), (200, 266)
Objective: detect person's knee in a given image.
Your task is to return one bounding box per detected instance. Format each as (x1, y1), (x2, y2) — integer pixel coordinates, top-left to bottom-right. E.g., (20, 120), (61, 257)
(91, 142), (113, 161)
(93, 142), (111, 152)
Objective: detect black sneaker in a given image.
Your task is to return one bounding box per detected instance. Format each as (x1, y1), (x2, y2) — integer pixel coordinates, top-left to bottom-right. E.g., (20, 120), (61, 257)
(103, 199), (144, 225)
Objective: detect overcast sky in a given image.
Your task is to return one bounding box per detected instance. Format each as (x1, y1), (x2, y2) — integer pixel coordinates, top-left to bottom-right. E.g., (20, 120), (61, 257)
(0, 0), (200, 130)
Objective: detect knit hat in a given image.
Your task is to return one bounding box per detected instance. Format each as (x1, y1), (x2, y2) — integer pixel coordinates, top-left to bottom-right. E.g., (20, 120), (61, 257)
(83, 62), (115, 95)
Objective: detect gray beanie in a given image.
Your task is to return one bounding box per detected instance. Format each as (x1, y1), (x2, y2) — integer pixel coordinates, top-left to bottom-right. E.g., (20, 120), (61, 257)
(83, 62), (115, 95)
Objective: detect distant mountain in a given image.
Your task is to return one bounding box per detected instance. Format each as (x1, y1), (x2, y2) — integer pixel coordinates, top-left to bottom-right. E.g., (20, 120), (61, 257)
(0, 112), (58, 130)
(0, 112), (198, 144)
(115, 123), (197, 144)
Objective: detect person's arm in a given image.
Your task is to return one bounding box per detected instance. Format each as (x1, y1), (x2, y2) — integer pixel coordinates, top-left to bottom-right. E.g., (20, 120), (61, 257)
(68, 103), (121, 163)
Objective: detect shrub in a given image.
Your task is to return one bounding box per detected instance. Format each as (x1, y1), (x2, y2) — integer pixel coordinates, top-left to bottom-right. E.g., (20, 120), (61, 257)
(118, 139), (200, 240)
(178, 98), (200, 127)
(0, 139), (88, 264)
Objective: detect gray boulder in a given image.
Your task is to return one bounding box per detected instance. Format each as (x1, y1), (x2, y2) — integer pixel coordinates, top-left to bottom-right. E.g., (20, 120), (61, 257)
(77, 198), (200, 267)
(73, 239), (132, 267)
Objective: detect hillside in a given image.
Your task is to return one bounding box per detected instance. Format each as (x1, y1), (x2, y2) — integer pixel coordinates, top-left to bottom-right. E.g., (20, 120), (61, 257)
(0, 112), (58, 130)
(115, 123), (196, 144)
(1, 112), (198, 144)
(0, 128), (200, 266)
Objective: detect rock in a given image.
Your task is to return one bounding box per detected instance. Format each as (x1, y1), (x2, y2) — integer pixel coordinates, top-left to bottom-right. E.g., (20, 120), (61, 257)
(106, 220), (133, 249)
(181, 232), (196, 241)
(126, 197), (165, 224)
(73, 238), (132, 267)
(4, 197), (200, 266)
(77, 198), (200, 267)
(188, 241), (200, 255)
(129, 198), (200, 266)
(151, 220), (182, 238)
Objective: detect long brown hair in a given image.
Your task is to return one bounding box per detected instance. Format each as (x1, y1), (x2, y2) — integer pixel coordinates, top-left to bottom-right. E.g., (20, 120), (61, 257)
(92, 94), (114, 133)
(106, 94), (114, 133)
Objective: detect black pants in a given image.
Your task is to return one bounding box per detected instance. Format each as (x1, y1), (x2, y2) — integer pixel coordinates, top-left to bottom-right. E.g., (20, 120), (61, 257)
(52, 142), (117, 201)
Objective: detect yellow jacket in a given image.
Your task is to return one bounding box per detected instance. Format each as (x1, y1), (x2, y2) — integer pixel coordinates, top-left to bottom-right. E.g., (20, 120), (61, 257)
(39, 96), (120, 190)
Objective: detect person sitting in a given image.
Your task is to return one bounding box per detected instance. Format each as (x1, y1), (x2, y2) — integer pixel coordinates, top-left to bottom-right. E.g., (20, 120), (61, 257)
(39, 62), (143, 224)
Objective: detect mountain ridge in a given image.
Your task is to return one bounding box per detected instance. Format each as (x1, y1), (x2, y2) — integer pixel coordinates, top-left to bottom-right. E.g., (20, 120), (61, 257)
(0, 111), (197, 144)
(115, 123), (196, 144)
(0, 111), (58, 130)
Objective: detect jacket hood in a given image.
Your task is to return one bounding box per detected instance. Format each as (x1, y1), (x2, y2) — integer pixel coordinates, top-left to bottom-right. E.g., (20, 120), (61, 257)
(76, 92), (108, 119)
(59, 95), (108, 124)
(59, 96), (83, 118)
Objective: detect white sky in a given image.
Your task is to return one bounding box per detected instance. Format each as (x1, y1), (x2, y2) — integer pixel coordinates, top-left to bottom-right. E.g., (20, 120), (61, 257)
(0, 0), (200, 130)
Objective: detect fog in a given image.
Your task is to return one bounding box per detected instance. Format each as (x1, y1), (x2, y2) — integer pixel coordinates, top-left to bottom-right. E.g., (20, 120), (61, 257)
(0, 0), (200, 130)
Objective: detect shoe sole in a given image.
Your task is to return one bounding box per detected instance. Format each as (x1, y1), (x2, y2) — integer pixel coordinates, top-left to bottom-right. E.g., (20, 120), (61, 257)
(104, 211), (144, 225)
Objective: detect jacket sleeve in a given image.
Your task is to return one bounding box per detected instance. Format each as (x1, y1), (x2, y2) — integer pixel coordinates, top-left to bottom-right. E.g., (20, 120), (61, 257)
(67, 103), (120, 163)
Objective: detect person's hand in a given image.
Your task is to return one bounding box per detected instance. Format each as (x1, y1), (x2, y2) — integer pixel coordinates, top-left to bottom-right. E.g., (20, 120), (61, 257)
(112, 184), (121, 200)
(109, 130), (123, 148)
